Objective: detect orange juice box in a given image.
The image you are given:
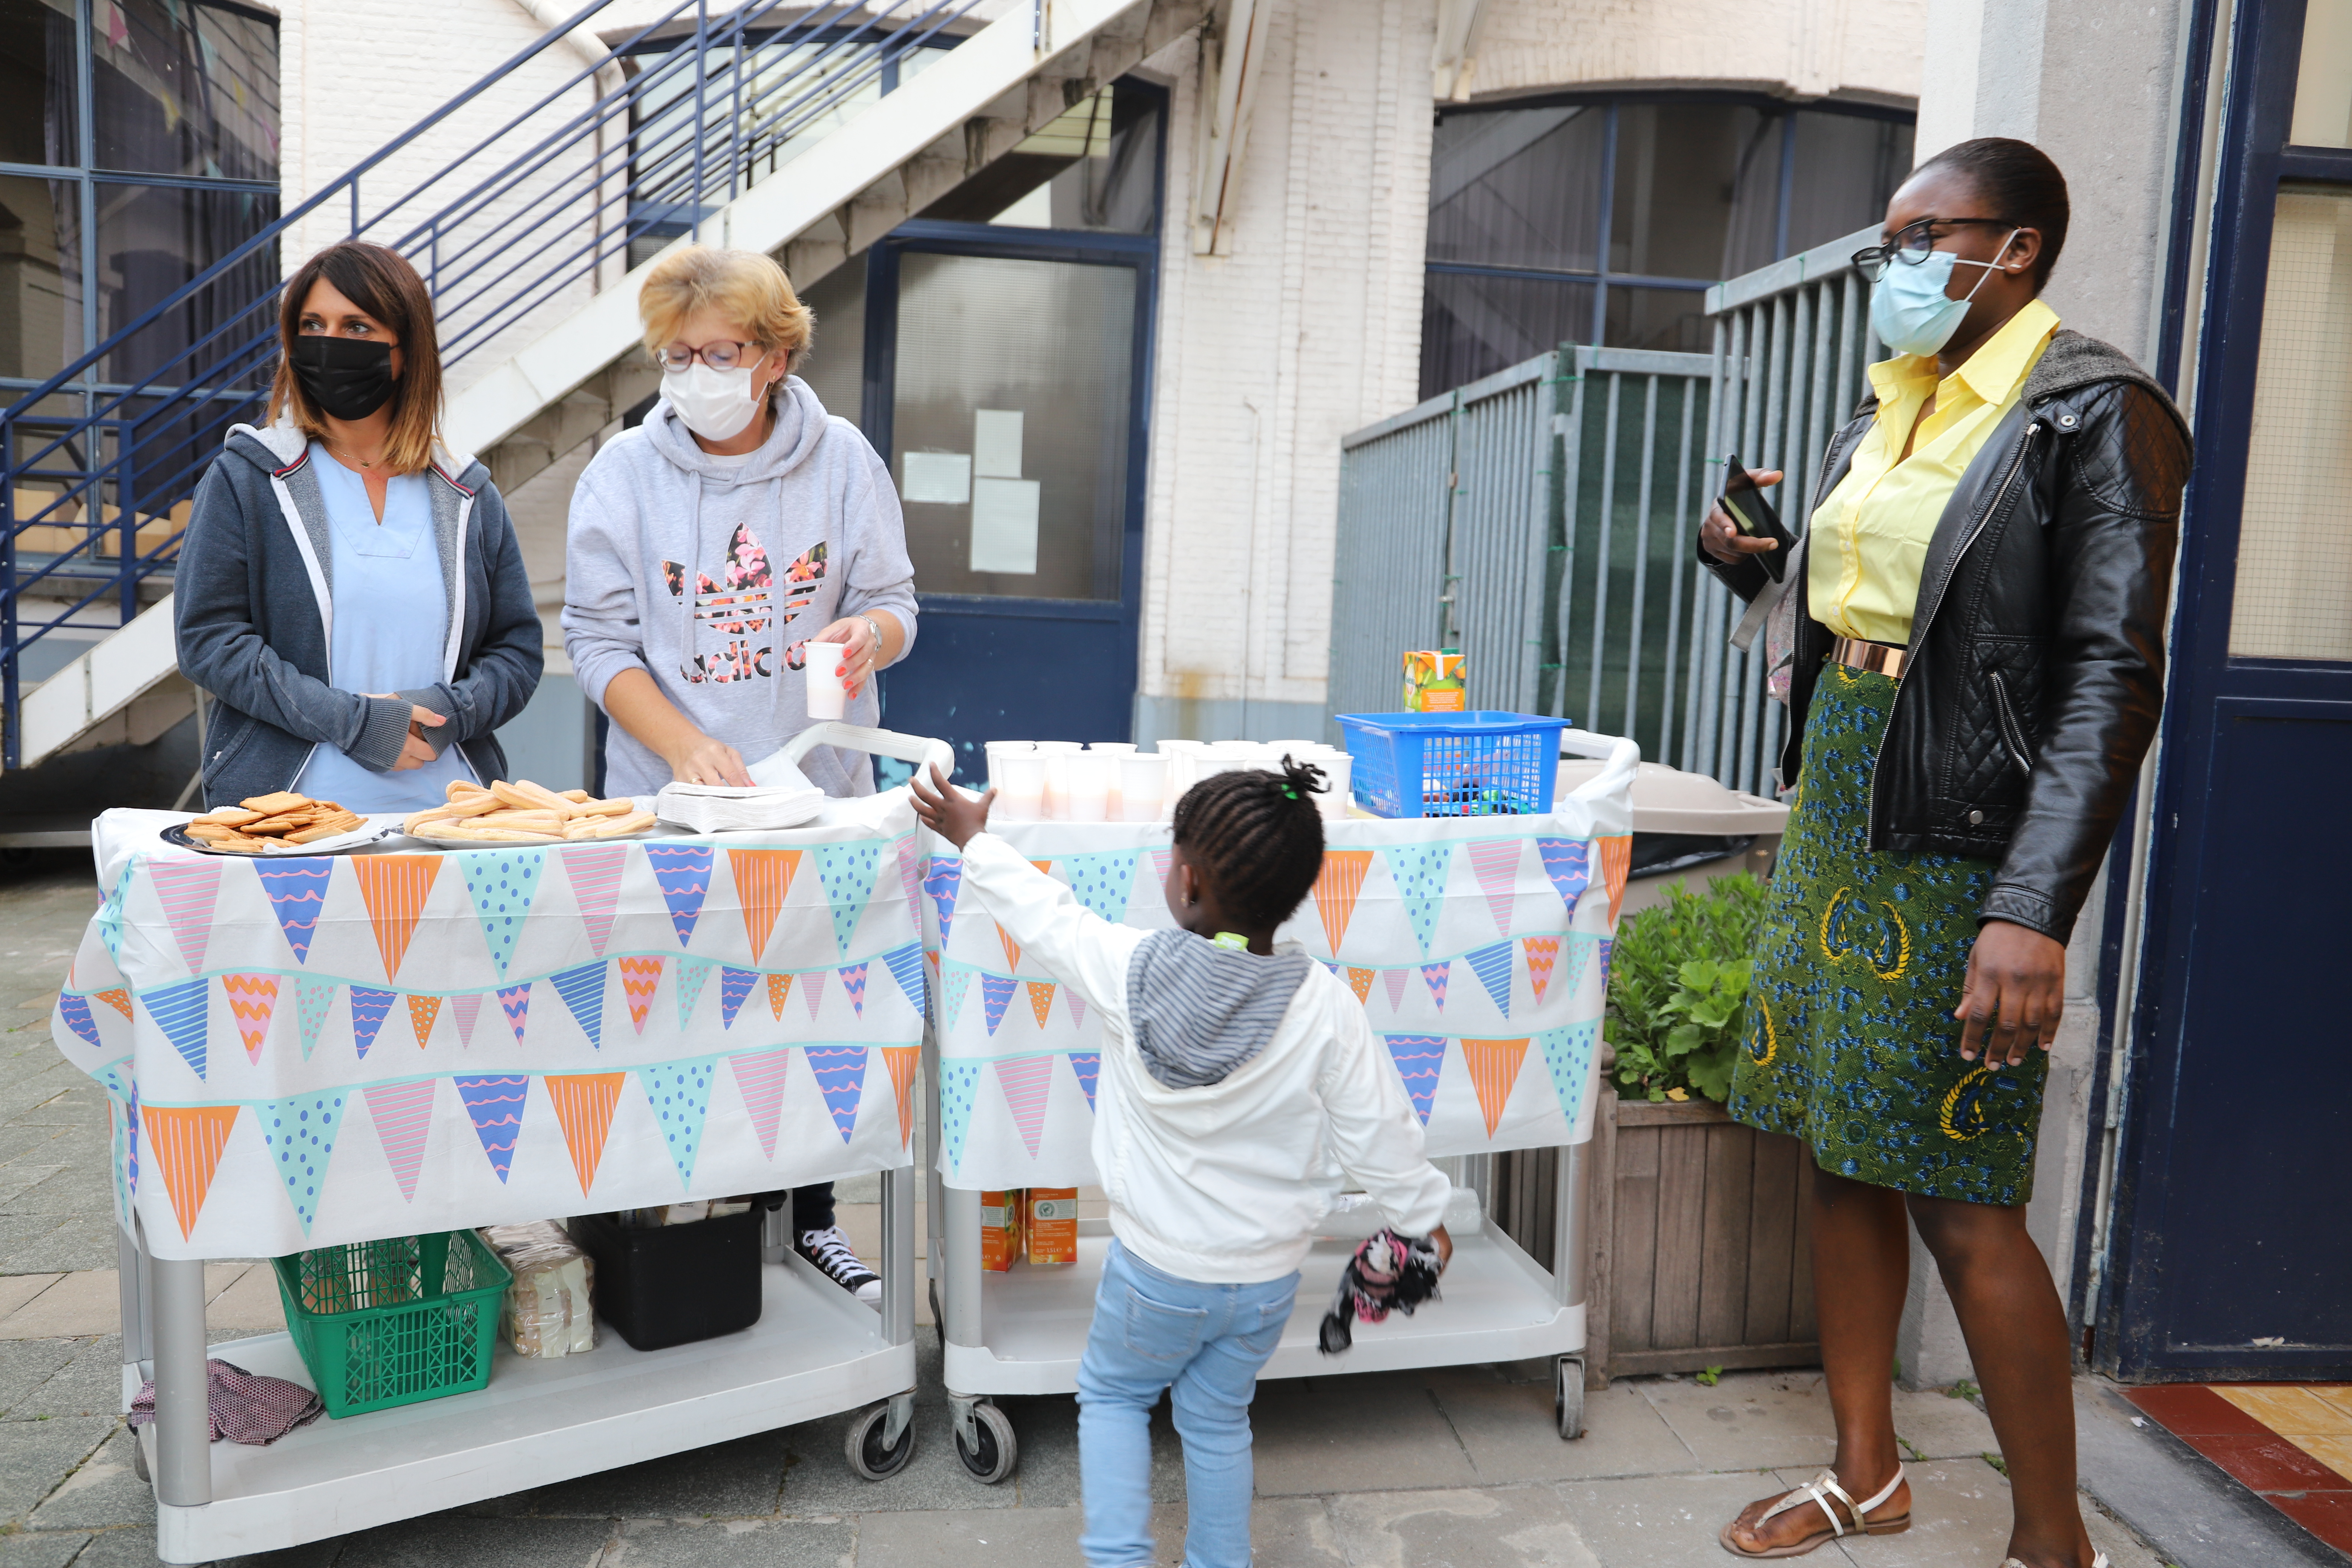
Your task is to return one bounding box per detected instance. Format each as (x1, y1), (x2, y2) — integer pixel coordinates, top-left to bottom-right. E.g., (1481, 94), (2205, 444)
(1025, 1188), (1079, 1265)
(1403, 650), (1467, 711)
(981, 1190), (1024, 1272)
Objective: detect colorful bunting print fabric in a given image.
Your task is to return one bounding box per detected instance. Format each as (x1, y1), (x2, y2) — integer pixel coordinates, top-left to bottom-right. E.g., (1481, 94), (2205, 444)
(349, 856), (440, 981)
(97, 865), (132, 966)
(1464, 840), (1520, 939)
(767, 971), (792, 1022)
(545, 1073), (624, 1194)
(1381, 844), (1453, 956)
(497, 982), (532, 1047)
(551, 963), (605, 1049)
(363, 1081), (434, 1202)
(893, 835), (922, 923)
(997, 923), (1022, 975)
(461, 849), (546, 979)
(728, 849), (800, 963)
(980, 972), (1018, 1036)
(882, 943), (926, 1019)
(1312, 851), (1373, 952)
(1025, 980), (1056, 1029)
(939, 1059), (983, 1174)
(801, 967), (827, 1021)
(882, 1046), (919, 1149)
(1067, 1051), (1101, 1112)
(1465, 942), (1514, 1017)
(813, 842), (883, 955)
(95, 988), (132, 1023)
(1066, 989), (1087, 1030)
(729, 1048), (791, 1159)
(923, 857), (963, 946)
(560, 845), (627, 958)
(1062, 850), (1141, 924)
(1535, 838), (1591, 922)
(1598, 836), (1633, 926)
(57, 993), (100, 1052)
(254, 859), (332, 965)
(1537, 1023), (1599, 1128)
(1344, 967), (1376, 1006)
(639, 1057), (719, 1187)
(806, 1045), (868, 1143)
(1459, 1038), (1529, 1138)
(149, 859), (222, 975)
(256, 1091), (343, 1233)
(1383, 968), (1409, 1011)
(994, 1055), (1054, 1159)
(1420, 961), (1451, 1011)
(452, 992), (482, 1046)
(293, 977), (338, 1061)
(145, 1104), (241, 1239)
(1522, 937), (1560, 1004)
(406, 994), (441, 1049)
(149, 979), (210, 1079)
(1383, 1036), (1446, 1126)
(1557, 933), (1597, 1006)
(839, 962), (869, 1020)
(718, 966), (757, 1029)
(674, 957), (713, 1030)
(943, 967), (973, 1030)
(452, 1074), (528, 1182)
(645, 844), (715, 948)
(619, 957), (663, 1035)
(347, 987), (395, 1061)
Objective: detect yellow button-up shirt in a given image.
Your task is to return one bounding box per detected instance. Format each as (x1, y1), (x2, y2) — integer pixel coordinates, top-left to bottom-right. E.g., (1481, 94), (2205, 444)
(1807, 297), (2061, 645)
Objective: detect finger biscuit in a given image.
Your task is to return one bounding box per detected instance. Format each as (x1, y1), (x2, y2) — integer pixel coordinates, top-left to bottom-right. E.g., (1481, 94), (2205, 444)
(580, 810), (657, 839)
(447, 779), (492, 801)
(560, 789), (591, 803)
(487, 781), (544, 812)
(510, 780), (578, 815)
(574, 796), (635, 818)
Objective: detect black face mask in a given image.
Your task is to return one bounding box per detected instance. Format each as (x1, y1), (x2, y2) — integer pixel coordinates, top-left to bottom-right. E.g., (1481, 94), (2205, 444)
(288, 335), (397, 422)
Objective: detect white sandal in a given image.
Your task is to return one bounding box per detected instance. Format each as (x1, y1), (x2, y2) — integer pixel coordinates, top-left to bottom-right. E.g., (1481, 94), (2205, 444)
(1719, 1464), (1909, 1558)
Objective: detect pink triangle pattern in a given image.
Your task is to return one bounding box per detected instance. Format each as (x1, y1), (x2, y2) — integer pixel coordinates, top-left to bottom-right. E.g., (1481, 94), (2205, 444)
(149, 859), (224, 974)
(363, 1080), (436, 1202)
(993, 1054), (1055, 1159)
(1465, 840), (1521, 939)
(1383, 968), (1410, 1011)
(1066, 990), (1087, 1030)
(801, 968), (827, 1021)
(560, 845), (628, 958)
(729, 1047), (792, 1160)
(452, 992), (482, 1045)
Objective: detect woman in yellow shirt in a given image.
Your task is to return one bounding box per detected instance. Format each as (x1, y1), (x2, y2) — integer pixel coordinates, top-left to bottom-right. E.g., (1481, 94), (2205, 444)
(1700, 140), (2190, 1568)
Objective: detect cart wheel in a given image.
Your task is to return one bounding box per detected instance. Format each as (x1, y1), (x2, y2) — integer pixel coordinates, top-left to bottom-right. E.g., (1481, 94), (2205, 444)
(132, 1433), (150, 1484)
(1555, 1357), (1586, 1440)
(845, 1401), (916, 1480)
(956, 1400), (1018, 1483)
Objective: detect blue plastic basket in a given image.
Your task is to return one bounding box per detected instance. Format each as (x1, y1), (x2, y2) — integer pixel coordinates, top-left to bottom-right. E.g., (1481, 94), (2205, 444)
(1335, 711), (1568, 818)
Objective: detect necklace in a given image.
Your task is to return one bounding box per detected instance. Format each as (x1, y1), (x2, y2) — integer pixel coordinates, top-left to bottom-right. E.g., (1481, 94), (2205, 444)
(329, 438), (382, 470)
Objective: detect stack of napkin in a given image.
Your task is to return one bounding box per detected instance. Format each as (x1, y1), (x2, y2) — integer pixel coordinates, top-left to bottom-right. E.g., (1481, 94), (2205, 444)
(654, 749), (827, 834)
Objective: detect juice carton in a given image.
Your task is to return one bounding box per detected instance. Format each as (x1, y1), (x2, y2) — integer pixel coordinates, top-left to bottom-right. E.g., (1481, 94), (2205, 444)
(1025, 1189), (1079, 1265)
(981, 1190), (1024, 1272)
(1403, 650), (1467, 712)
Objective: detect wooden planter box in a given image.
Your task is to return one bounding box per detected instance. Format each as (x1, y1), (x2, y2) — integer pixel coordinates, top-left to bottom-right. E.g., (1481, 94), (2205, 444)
(1490, 1092), (1821, 1388)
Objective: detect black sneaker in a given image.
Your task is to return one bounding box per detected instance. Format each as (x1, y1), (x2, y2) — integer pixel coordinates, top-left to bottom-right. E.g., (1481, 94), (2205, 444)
(797, 1226), (882, 1305)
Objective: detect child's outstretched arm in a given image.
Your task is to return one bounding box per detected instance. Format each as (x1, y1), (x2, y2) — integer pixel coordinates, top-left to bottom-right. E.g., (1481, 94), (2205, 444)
(1317, 999), (1454, 1243)
(911, 764), (1144, 1024)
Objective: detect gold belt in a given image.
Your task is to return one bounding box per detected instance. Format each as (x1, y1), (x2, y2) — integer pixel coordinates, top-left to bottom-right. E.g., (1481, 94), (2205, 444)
(1828, 635), (1908, 679)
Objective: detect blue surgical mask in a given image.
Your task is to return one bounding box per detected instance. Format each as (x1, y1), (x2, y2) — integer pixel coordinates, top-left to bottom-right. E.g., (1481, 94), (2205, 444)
(1868, 230), (2018, 356)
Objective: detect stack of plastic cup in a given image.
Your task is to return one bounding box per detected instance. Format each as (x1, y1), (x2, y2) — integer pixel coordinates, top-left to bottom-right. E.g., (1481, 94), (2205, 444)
(995, 750), (1047, 820)
(1157, 740), (1205, 802)
(1119, 752), (1168, 821)
(1032, 742), (1082, 820)
(1067, 751), (1115, 822)
(1086, 743), (1135, 818)
(1313, 747), (1354, 818)
(984, 740), (1034, 797)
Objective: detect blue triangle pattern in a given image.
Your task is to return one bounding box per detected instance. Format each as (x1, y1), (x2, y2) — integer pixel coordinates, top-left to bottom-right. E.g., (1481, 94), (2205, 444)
(147, 978), (210, 1080)
(1067, 1051), (1101, 1112)
(939, 1059), (984, 1175)
(98, 865), (132, 966)
(348, 986), (395, 1060)
(1537, 1022), (1600, 1128)
(805, 1044), (869, 1143)
(814, 842), (884, 956)
(1381, 844), (1454, 956)
(1466, 940), (1514, 1017)
(57, 993), (100, 1052)
(718, 966), (758, 1029)
(639, 1056), (720, 1188)
(551, 962), (606, 1049)
(461, 848), (547, 979)
(1060, 850), (1139, 923)
(643, 844), (715, 948)
(257, 1090), (346, 1234)
(881, 942), (927, 1018)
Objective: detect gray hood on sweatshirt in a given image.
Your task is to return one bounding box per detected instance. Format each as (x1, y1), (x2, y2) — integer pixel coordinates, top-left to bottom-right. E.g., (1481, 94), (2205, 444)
(1126, 930), (1314, 1089)
(562, 377), (920, 798)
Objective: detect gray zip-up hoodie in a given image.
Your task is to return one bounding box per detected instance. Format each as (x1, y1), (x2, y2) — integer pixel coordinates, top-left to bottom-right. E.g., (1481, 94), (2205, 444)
(562, 378), (919, 798)
(174, 416), (543, 808)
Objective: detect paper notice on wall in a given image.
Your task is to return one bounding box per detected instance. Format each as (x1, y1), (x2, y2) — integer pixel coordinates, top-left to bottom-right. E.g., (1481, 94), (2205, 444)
(902, 450), (972, 505)
(969, 477), (1041, 574)
(974, 409), (1025, 478)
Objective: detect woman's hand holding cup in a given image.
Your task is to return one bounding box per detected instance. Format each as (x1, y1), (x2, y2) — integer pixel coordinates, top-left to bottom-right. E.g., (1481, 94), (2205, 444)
(813, 614), (879, 698)
(1700, 467), (1785, 565)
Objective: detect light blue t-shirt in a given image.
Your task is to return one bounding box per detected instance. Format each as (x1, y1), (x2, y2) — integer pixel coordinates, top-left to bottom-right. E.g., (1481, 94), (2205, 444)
(293, 444), (478, 811)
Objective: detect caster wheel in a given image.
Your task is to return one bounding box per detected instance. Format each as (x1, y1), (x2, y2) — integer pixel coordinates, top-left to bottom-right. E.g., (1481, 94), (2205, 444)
(955, 1400), (1018, 1483)
(132, 1434), (150, 1484)
(1555, 1357), (1586, 1439)
(845, 1401), (916, 1480)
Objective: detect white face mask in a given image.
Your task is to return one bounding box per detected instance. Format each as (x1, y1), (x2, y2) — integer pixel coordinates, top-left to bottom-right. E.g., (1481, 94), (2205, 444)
(662, 361), (768, 442)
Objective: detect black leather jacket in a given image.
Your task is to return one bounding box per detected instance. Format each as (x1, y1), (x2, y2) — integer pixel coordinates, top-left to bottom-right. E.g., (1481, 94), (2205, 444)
(1701, 330), (2192, 945)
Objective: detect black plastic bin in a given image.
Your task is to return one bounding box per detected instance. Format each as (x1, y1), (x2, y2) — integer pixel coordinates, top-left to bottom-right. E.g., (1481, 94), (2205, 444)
(570, 1208), (763, 1351)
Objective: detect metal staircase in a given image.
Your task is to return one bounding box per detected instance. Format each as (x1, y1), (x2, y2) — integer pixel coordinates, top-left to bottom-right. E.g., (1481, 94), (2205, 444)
(0, 0), (1206, 775)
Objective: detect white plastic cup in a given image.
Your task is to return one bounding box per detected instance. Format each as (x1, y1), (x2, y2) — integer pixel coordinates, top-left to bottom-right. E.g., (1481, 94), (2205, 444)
(984, 740), (1033, 796)
(1067, 752), (1115, 822)
(995, 752), (1047, 821)
(1157, 740), (1204, 801)
(1316, 752), (1353, 818)
(1086, 744), (1136, 817)
(1119, 753), (1168, 821)
(1032, 741), (1080, 820)
(804, 640), (851, 720)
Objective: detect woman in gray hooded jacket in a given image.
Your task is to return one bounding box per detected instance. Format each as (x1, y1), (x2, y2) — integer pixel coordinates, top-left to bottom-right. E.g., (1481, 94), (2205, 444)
(175, 241), (543, 810)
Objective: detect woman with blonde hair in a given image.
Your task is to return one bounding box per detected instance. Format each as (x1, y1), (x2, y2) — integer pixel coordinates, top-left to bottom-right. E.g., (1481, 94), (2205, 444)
(564, 244), (918, 1300)
(176, 240), (543, 809)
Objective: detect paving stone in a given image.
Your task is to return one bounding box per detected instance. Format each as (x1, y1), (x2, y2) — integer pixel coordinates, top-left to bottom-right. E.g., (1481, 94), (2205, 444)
(1009, 1390), (1180, 1511)
(0, 1215), (70, 1270)
(1425, 1367), (1696, 1484)
(0, 1173), (84, 1216)
(215, 1537), (346, 1568)
(0, 1413), (115, 1521)
(1326, 1482), (1599, 1568)
(29, 1424), (148, 1530)
(1888, 1382), (2000, 1460)
(331, 1510), (618, 1568)
(1250, 1373), (1479, 1496)
(2083, 1500), (2170, 1568)
(604, 1516), (854, 1567)
(0, 1128), (74, 1169)
(0, 1220), (119, 1279)
(778, 1399), (1020, 1516)
(4, 1089), (107, 1131)
(1819, 1456), (2009, 1565)
(205, 1268), (285, 1336)
(14, 1338), (123, 1421)
(0, 1339), (78, 1415)
(0, 1272), (118, 1340)
(0, 1276), (60, 1321)
(0, 1528), (90, 1568)
(48, 1528), (155, 1568)
(1633, 1372), (1838, 1472)
(850, 1504), (1083, 1566)
(1548, 1470), (1790, 1567)
(481, 1428), (790, 1519)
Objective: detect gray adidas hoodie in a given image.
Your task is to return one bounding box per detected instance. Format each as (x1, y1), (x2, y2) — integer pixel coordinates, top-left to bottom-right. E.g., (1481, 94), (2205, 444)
(562, 379), (920, 798)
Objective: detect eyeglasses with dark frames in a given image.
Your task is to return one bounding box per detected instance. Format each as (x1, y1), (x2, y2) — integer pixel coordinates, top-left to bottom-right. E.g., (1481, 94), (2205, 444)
(1850, 217), (2018, 283)
(656, 339), (765, 372)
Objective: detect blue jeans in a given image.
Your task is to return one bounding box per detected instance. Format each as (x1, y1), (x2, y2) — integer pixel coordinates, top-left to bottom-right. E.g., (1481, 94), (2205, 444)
(1076, 1240), (1300, 1568)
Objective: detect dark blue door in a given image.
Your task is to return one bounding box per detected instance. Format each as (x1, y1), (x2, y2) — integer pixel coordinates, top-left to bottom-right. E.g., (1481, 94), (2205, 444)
(2101, 0), (2352, 1379)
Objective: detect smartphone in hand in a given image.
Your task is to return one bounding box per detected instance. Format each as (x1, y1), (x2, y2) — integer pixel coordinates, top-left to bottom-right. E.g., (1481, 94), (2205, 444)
(1721, 454), (1797, 582)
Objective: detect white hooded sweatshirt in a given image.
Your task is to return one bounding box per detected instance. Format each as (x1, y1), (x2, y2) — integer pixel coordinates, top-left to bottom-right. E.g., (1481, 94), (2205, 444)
(958, 832), (1453, 1284)
(562, 379), (919, 798)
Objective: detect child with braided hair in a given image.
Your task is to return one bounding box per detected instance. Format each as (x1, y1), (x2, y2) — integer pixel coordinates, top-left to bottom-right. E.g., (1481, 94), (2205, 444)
(911, 757), (1452, 1568)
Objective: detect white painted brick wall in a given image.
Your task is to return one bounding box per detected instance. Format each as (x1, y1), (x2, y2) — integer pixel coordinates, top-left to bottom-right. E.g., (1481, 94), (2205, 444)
(1137, 0), (1922, 716)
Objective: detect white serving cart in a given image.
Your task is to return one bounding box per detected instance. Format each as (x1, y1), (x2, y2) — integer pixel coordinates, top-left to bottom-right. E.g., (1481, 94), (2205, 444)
(117, 721), (949, 1564)
(920, 730), (1640, 1481)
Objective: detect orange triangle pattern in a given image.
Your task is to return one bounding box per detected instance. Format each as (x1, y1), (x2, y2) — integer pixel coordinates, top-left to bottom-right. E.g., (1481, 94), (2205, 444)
(1031, 860), (1055, 877)
(729, 849), (802, 964)
(1344, 967), (1376, 1006)
(406, 993), (443, 1048)
(618, 956), (664, 1033)
(1461, 1038), (1531, 1138)
(145, 1103), (242, 1240)
(350, 856), (441, 981)
(767, 971), (792, 1021)
(95, 988), (133, 1022)
(1599, 836), (1633, 927)
(882, 1046), (920, 1148)
(1026, 980), (1057, 1028)
(998, 921), (1022, 975)
(1522, 938), (1560, 1004)
(1312, 851), (1374, 953)
(222, 974), (279, 1064)
(544, 1072), (626, 1194)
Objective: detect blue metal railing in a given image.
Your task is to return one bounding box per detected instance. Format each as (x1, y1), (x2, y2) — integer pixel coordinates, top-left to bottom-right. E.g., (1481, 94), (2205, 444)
(0, 0), (990, 767)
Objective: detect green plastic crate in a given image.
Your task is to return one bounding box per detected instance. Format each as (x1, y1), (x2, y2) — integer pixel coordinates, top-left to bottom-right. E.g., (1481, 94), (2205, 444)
(271, 1231), (512, 1418)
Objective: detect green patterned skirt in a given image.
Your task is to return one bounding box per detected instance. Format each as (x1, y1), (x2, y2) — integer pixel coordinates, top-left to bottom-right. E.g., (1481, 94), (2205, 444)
(1727, 665), (2046, 1207)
